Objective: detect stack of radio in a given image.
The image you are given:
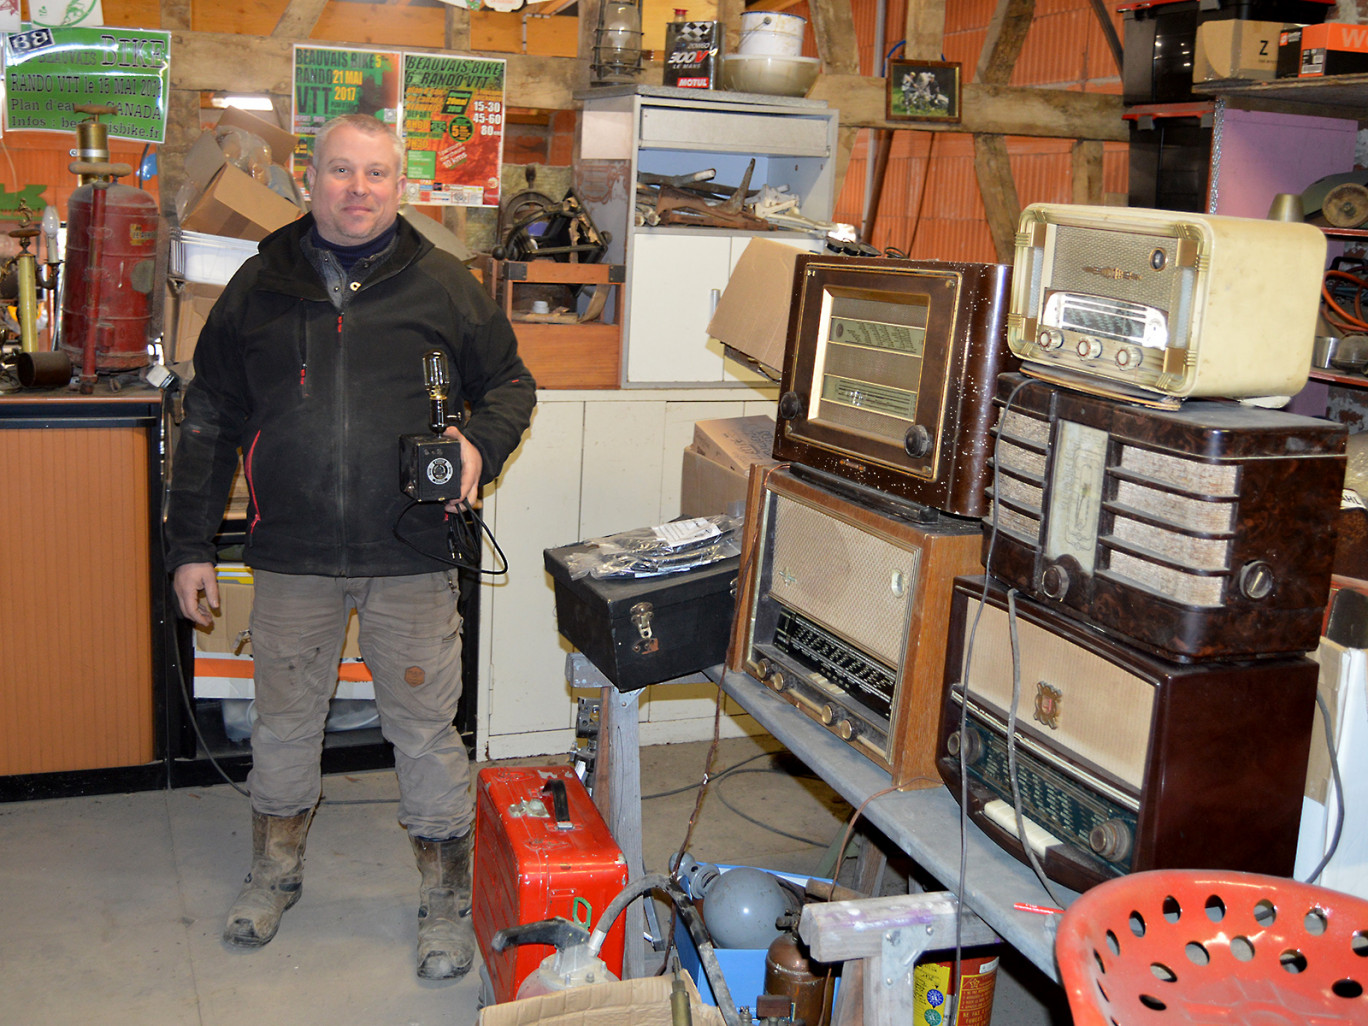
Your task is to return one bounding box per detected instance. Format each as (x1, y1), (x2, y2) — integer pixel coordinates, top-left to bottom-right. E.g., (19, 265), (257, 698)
(729, 202), (1348, 894)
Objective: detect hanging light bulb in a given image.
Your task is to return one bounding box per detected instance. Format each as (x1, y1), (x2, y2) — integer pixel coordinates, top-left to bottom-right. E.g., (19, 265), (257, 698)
(592, 0), (643, 85)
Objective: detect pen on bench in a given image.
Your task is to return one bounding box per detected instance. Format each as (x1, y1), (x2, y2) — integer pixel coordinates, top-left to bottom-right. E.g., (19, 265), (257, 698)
(1014, 902), (1064, 915)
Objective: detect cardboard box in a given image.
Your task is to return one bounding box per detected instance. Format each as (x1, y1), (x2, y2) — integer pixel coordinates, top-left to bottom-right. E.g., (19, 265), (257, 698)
(217, 105), (299, 168)
(166, 280), (224, 365)
(1194, 19), (1284, 82)
(193, 564), (362, 658)
(706, 238), (811, 375)
(692, 415), (776, 474)
(1280, 21), (1368, 77)
(179, 131), (302, 241)
(476, 973), (725, 1026)
(681, 446), (749, 519)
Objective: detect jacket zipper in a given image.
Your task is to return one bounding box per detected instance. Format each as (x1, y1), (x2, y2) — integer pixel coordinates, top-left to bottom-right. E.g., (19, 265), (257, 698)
(335, 309), (349, 573)
(244, 430), (263, 536)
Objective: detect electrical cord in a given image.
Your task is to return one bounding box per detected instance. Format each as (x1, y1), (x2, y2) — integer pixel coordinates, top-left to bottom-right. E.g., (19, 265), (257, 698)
(1303, 689), (1346, 883)
(392, 497), (508, 575)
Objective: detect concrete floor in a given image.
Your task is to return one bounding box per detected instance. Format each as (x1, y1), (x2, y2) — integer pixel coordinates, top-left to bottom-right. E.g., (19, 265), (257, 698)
(0, 734), (1073, 1025)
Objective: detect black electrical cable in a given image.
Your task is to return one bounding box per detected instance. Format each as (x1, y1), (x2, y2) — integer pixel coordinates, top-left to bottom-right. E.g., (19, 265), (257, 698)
(392, 498), (509, 575)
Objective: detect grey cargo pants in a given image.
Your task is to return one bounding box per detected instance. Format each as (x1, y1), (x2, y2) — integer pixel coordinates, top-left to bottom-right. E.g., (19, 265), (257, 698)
(245, 569), (472, 839)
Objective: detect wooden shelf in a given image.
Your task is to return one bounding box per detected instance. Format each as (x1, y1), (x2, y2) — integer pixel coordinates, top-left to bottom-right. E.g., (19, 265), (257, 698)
(1195, 73), (1368, 119)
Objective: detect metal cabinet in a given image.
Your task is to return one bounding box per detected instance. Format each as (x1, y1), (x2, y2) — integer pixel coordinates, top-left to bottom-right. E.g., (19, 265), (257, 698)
(576, 86), (838, 387)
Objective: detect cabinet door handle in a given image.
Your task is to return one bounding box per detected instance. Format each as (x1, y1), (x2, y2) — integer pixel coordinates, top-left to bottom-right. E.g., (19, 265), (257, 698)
(710, 288), (721, 316)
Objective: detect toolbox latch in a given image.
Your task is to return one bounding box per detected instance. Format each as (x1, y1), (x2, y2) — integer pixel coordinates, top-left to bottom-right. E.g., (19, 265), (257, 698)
(630, 601), (658, 655)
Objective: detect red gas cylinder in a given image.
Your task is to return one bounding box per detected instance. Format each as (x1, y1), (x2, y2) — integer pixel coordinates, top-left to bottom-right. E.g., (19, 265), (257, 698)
(60, 178), (159, 373)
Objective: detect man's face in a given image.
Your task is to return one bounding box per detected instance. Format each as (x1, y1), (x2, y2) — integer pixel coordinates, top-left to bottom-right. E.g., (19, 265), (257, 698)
(306, 124), (405, 246)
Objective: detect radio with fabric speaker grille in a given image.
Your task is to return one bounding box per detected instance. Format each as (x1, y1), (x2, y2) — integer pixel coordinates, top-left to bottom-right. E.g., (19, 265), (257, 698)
(729, 465), (982, 786)
(937, 576), (1318, 893)
(984, 372), (1346, 662)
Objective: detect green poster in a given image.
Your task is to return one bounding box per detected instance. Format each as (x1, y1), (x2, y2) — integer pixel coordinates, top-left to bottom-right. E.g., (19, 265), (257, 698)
(291, 45), (402, 197)
(2, 24), (171, 142)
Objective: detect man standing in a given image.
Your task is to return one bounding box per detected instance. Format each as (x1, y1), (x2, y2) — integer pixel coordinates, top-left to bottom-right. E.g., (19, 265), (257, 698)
(165, 114), (535, 980)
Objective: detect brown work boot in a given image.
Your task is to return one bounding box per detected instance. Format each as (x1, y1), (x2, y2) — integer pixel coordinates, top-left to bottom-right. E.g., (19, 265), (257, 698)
(411, 832), (475, 980)
(222, 809), (313, 948)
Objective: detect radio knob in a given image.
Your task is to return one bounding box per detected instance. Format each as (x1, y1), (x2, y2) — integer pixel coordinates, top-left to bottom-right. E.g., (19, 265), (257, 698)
(1076, 337), (1104, 360)
(1115, 345), (1144, 370)
(765, 669), (788, 693)
(1089, 819), (1133, 861)
(1040, 563), (1070, 600)
(833, 719), (855, 741)
(777, 390), (803, 421)
(1239, 561), (1275, 601)
(820, 703), (838, 725)
(1037, 328), (1064, 351)
(945, 727), (983, 765)
(904, 425), (932, 458)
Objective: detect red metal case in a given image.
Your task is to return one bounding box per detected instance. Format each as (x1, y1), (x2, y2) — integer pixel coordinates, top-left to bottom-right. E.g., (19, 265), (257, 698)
(473, 766), (629, 1003)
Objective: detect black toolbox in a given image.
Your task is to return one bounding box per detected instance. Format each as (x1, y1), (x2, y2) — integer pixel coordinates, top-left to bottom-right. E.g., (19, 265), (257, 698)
(544, 543), (740, 691)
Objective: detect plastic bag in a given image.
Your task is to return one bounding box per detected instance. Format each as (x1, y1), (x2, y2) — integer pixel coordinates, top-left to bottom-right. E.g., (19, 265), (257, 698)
(562, 515), (742, 580)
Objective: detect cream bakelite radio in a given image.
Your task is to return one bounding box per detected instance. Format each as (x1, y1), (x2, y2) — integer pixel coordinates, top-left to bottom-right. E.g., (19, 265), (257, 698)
(1007, 203), (1327, 407)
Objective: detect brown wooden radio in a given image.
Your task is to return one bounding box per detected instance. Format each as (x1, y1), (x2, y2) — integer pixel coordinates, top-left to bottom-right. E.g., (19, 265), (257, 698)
(984, 372), (1347, 662)
(937, 576), (1318, 894)
(772, 255), (1016, 518)
(729, 465), (982, 788)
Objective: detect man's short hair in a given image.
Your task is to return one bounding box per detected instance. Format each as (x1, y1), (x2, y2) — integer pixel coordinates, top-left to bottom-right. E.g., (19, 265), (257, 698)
(310, 114), (405, 171)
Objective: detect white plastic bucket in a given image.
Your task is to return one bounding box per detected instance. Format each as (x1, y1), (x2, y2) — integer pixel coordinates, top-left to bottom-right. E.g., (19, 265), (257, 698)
(738, 11), (806, 56)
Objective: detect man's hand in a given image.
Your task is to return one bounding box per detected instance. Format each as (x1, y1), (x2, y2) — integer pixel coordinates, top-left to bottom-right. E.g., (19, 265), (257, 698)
(173, 562), (220, 627)
(442, 425), (483, 512)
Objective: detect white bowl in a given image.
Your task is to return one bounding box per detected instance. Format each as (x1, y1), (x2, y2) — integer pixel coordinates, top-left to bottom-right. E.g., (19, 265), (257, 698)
(720, 54), (820, 98)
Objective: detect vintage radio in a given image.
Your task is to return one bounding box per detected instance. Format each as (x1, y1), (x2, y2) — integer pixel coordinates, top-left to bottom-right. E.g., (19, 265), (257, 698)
(1007, 203), (1326, 406)
(773, 254), (1015, 518)
(730, 465), (982, 786)
(937, 576), (1318, 893)
(985, 372), (1346, 662)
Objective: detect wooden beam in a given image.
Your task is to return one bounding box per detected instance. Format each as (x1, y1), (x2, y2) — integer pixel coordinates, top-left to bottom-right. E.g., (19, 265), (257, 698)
(975, 0), (1035, 86)
(808, 76), (1126, 140)
(159, 0), (190, 30)
(446, 2), (472, 51)
(973, 134), (1020, 263)
(905, 0), (946, 63)
(1071, 138), (1105, 204)
(809, 0), (860, 75)
(167, 30), (591, 108)
(272, 0), (331, 39)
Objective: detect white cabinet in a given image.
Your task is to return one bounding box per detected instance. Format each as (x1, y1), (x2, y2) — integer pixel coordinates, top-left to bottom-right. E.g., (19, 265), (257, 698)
(576, 86), (839, 388)
(474, 387), (778, 760)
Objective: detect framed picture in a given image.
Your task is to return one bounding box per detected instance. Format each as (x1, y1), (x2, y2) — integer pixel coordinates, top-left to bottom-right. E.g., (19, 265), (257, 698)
(886, 60), (962, 123)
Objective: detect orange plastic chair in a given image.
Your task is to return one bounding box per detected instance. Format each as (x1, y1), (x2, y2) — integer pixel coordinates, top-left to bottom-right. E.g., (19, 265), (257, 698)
(1055, 869), (1368, 1024)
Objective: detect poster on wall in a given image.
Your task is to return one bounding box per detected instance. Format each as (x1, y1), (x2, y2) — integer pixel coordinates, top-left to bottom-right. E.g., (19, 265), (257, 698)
(28, 0), (105, 27)
(291, 44), (402, 194)
(1, 0), (20, 34)
(2, 25), (171, 141)
(401, 53), (505, 208)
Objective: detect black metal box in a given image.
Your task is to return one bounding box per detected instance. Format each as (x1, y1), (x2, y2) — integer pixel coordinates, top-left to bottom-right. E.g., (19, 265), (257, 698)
(544, 544), (740, 691)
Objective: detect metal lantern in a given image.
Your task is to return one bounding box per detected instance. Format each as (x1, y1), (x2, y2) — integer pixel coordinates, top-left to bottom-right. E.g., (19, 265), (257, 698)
(592, 0), (643, 85)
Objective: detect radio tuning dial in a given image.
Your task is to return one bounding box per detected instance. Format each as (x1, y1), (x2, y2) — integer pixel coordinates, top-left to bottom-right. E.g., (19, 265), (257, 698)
(904, 425), (932, 458)
(833, 719), (855, 741)
(777, 391), (803, 421)
(1040, 564), (1070, 600)
(1089, 819), (1133, 861)
(1115, 345), (1144, 370)
(1037, 328), (1064, 351)
(820, 703), (837, 725)
(764, 668), (788, 693)
(1239, 561), (1276, 601)
(1076, 338), (1104, 360)
(945, 727), (983, 764)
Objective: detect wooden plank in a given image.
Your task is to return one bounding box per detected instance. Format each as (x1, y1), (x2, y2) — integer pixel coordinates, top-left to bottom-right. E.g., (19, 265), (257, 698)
(808, 76), (1127, 140)
(973, 134), (1020, 264)
(446, 3), (471, 51)
(167, 31), (590, 107)
(810, 0), (860, 75)
(1071, 138), (1104, 205)
(159, 0), (190, 30)
(272, 0), (330, 39)
(975, 0), (1035, 86)
(905, 0), (947, 63)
